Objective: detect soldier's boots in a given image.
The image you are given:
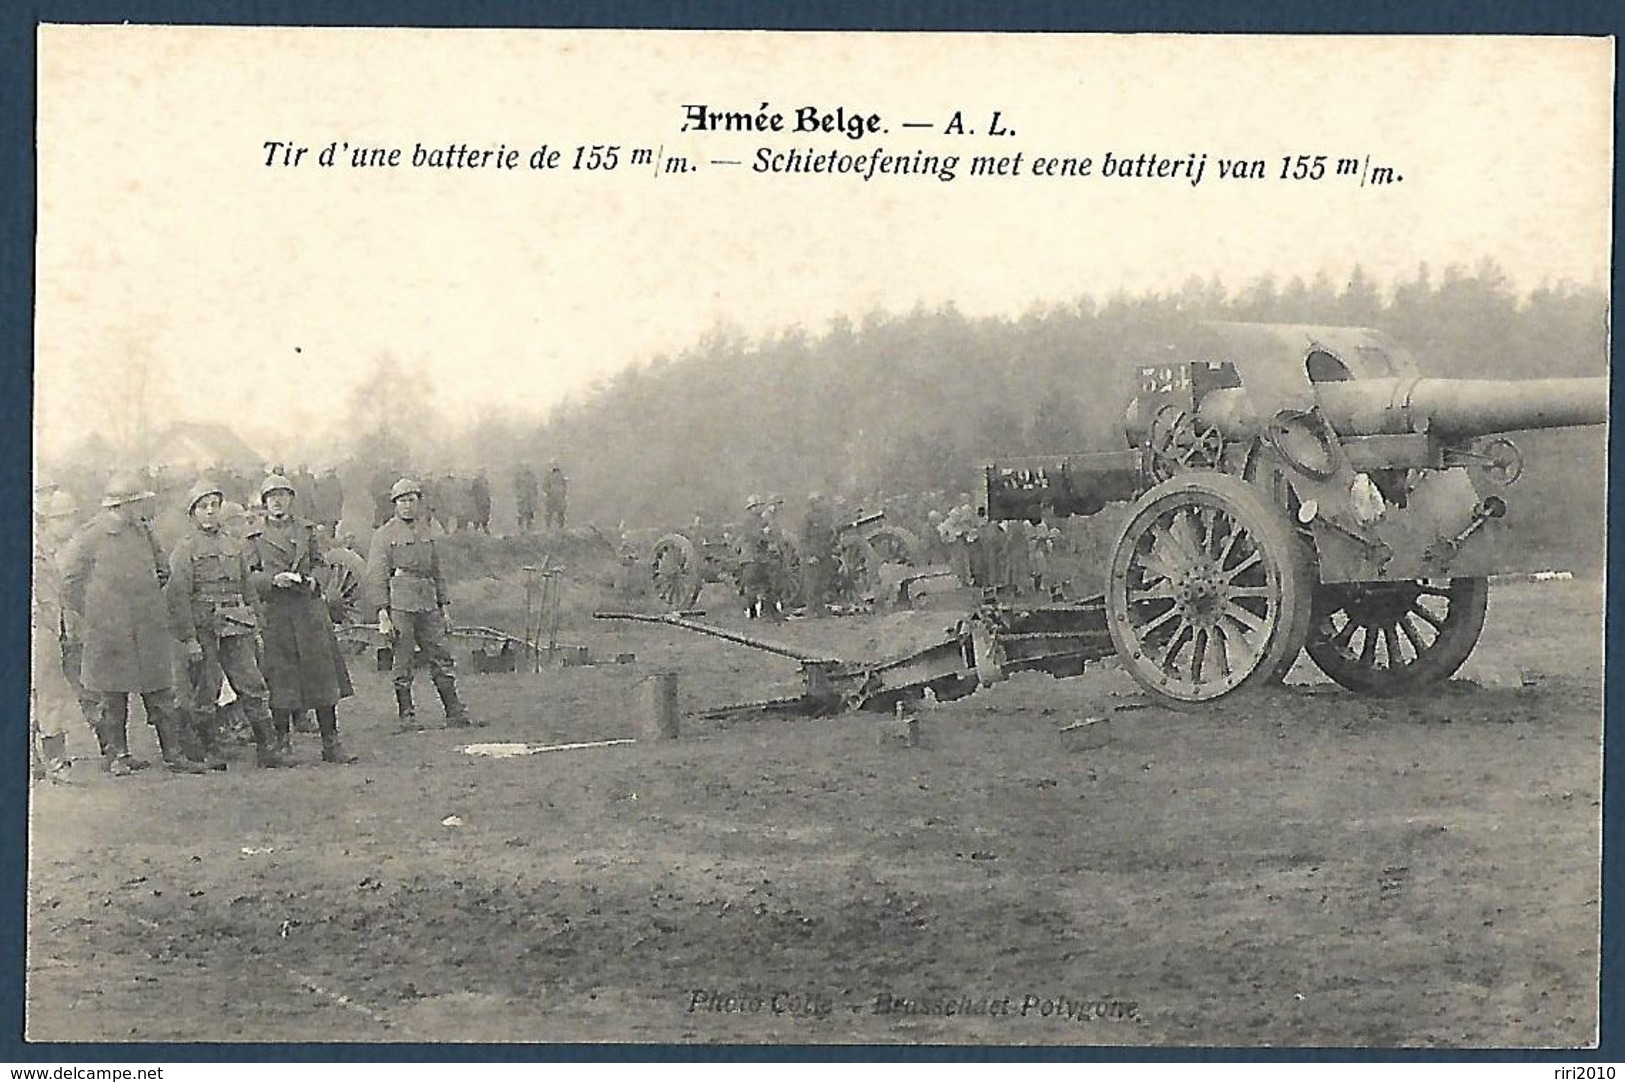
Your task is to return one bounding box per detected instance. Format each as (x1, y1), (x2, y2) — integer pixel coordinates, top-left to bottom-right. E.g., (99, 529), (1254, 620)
(433, 673), (483, 728)
(191, 713), (230, 771)
(251, 716), (295, 768)
(316, 708), (357, 764)
(97, 715), (150, 775)
(153, 714), (209, 775)
(38, 732), (71, 781)
(272, 711), (295, 757)
(393, 686), (423, 733)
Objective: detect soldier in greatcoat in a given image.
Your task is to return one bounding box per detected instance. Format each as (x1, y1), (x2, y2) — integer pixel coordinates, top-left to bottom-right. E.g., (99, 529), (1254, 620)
(469, 469), (493, 534)
(246, 474), (356, 763)
(32, 490), (87, 781)
(368, 478), (480, 731)
(513, 463), (540, 533)
(542, 463), (569, 530)
(166, 479), (294, 769)
(313, 468), (345, 535)
(58, 473), (207, 775)
(799, 493), (838, 615)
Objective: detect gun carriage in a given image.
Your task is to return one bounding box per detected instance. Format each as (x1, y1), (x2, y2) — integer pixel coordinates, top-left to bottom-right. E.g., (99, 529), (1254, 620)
(983, 322), (1606, 707)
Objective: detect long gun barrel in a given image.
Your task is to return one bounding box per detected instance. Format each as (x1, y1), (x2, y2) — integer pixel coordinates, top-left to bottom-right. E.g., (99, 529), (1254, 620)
(1199, 376), (1607, 440)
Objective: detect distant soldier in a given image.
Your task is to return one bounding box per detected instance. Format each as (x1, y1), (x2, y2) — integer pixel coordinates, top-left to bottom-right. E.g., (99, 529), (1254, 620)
(167, 479), (289, 769)
(1030, 522), (1063, 599)
(940, 501), (980, 587)
(246, 474), (357, 764)
(542, 462), (568, 530)
(737, 495), (783, 620)
(514, 463), (540, 533)
(368, 478), (479, 731)
(470, 469), (493, 534)
(59, 473), (207, 775)
(32, 490), (87, 781)
(313, 468), (344, 534)
(292, 464), (318, 522)
(370, 468), (396, 529)
(799, 493), (838, 615)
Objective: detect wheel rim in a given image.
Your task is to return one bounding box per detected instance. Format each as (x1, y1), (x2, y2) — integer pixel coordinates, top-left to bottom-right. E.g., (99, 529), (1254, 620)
(1306, 578), (1488, 693)
(866, 526), (917, 566)
(650, 538), (698, 608)
(1112, 496), (1288, 700)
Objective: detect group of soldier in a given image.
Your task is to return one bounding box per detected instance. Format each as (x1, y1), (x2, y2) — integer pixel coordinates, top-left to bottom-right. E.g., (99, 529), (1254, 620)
(31, 468), (481, 783)
(723, 489), (1075, 621)
(933, 497), (1070, 598)
(513, 461), (569, 533)
(368, 469), (492, 534)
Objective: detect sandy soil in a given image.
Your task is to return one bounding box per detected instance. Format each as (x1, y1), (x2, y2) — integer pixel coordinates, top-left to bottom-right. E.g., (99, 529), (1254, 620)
(26, 575), (1602, 1047)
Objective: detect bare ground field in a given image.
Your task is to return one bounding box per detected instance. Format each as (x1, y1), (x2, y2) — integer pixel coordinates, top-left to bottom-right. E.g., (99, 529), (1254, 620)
(26, 574), (1603, 1048)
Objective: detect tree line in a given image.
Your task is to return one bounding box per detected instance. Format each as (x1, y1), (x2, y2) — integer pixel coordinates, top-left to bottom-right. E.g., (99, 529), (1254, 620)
(527, 260), (1607, 528)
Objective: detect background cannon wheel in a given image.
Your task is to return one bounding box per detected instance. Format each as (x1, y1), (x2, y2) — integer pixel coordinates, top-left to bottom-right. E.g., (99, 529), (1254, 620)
(1304, 578), (1489, 694)
(833, 535), (880, 602)
(1106, 472), (1313, 706)
(650, 533), (702, 609)
(864, 525), (918, 567)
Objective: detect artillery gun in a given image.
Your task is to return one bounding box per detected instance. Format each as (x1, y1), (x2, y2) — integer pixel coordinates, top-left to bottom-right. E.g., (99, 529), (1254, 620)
(984, 322), (1606, 707)
(646, 506), (919, 611)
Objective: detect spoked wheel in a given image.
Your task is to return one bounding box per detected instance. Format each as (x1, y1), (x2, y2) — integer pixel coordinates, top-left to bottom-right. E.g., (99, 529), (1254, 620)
(838, 536), (884, 601)
(1305, 577), (1488, 694)
(650, 533), (702, 609)
(865, 525), (918, 567)
(1106, 473), (1313, 706)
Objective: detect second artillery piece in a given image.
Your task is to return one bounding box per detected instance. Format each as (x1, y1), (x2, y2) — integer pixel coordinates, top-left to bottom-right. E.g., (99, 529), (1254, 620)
(983, 322), (1606, 707)
(646, 507), (919, 611)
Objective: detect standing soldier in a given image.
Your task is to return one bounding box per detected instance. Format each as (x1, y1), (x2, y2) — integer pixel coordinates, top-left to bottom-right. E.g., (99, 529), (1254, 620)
(470, 469), (493, 534)
(368, 478), (480, 731)
(292, 464), (318, 523)
(167, 479), (291, 769)
(59, 473), (207, 775)
(32, 490), (86, 781)
(313, 468), (344, 535)
(246, 474), (357, 764)
(542, 462), (569, 530)
(513, 462), (539, 533)
(799, 492), (838, 615)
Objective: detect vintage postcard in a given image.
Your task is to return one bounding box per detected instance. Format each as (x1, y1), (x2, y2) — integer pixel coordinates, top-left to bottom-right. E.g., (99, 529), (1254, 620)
(28, 27), (1610, 1049)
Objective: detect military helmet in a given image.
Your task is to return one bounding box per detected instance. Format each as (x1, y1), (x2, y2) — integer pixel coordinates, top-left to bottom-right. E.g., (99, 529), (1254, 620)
(101, 471), (156, 508)
(390, 477), (424, 501)
(258, 473), (296, 502)
(187, 479), (226, 513)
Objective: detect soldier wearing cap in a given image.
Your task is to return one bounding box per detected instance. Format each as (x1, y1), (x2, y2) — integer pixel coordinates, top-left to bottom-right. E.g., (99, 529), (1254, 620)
(32, 489), (87, 780)
(542, 462), (568, 531)
(513, 462), (540, 534)
(59, 472), (208, 775)
(246, 473), (357, 763)
(367, 477), (478, 731)
(166, 478), (290, 769)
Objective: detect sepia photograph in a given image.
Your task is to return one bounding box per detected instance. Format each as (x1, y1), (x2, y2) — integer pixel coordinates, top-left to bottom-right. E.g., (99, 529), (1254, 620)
(25, 27), (1611, 1048)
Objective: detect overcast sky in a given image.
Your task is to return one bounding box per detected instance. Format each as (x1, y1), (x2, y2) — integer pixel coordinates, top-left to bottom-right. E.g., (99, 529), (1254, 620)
(34, 29), (1613, 464)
